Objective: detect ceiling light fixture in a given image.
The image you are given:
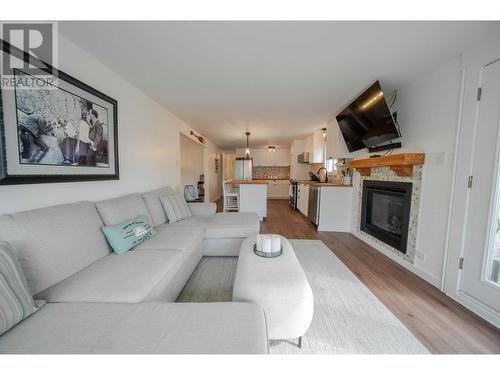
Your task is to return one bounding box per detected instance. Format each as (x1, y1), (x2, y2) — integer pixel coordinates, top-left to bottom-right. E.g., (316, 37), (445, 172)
(322, 128), (327, 138)
(245, 132), (251, 159)
(268, 145), (276, 152)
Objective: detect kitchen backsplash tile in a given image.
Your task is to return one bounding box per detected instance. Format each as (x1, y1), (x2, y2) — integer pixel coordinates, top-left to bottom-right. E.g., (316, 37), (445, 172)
(253, 166), (290, 179)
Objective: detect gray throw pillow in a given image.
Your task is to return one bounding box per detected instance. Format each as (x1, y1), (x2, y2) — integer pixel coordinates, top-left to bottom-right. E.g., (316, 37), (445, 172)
(0, 241), (43, 335)
(160, 194), (192, 223)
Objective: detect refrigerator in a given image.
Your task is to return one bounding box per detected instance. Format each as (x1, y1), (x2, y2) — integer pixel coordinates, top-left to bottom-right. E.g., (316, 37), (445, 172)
(234, 158), (253, 180)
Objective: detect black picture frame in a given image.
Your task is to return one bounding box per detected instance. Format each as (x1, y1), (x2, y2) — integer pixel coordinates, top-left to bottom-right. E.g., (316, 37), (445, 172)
(0, 40), (119, 185)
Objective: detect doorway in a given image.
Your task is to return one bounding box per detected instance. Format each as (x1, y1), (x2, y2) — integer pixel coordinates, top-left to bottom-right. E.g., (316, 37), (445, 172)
(445, 46), (500, 328)
(180, 133), (205, 202)
(459, 58), (500, 313)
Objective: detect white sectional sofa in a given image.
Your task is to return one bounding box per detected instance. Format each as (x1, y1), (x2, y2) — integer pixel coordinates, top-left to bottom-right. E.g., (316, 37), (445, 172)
(143, 187), (259, 256)
(0, 186), (266, 354)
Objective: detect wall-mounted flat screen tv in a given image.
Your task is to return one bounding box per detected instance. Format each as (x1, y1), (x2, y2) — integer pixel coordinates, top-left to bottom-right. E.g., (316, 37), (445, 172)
(336, 81), (400, 152)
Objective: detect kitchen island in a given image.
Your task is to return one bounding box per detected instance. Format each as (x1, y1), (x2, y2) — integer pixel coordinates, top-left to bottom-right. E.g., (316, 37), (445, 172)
(296, 180), (353, 231)
(227, 180), (268, 220)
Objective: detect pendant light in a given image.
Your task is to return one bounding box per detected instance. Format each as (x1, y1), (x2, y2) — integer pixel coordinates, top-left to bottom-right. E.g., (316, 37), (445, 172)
(245, 132), (251, 159)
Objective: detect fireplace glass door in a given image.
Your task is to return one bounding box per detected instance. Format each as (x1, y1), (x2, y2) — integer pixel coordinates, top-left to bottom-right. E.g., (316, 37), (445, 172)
(361, 180), (412, 254)
(369, 191), (405, 237)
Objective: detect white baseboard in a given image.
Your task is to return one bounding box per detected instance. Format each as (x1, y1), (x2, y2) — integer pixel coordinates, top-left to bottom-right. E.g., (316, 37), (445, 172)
(351, 231), (441, 288)
(450, 290), (500, 329)
(349, 231), (500, 327)
(318, 225), (350, 232)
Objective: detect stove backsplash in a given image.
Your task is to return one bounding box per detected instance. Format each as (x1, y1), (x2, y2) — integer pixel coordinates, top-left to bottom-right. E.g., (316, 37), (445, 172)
(253, 166), (290, 180)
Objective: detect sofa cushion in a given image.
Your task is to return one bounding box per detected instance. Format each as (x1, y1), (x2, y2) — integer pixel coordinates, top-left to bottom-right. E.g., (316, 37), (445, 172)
(146, 238), (202, 302)
(0, 242), (41, 335)
(0, 302), (268, 354)
(36, 249), (185, 303)
(102, 215), (157, 254)
(187, 202), (217, 216)
(142, 187), (175, 227)
(135, 225), (204, 252)
(96, 193), (152, 226)
(166, 212), (260, 239)
(204, 213), (260, 239)
(0, 202), (111, 295)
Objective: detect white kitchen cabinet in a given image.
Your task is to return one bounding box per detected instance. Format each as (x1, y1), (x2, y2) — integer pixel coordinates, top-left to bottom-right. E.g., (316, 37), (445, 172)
(297, 183), (309, 215)
(325, 120), (351, 159)
(252, 149), (267, 166)
(317, 186), (353, 232)
(277, 181), (291, 198)
(235, 148), (289, 166)
(296, 184), (303, 212)
(302, 131), (326, 164)
(239, 183), (268, 220)
(267, 180), (290, 199)
(275, 148), (290, 166)
(266, 148), (290, 166)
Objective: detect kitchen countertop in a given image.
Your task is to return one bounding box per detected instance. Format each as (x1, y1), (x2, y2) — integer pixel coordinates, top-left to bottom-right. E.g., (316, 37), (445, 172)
(297, 180), (353, 187)
(253, 178), (290, 181)
(227, 179), (268, 184)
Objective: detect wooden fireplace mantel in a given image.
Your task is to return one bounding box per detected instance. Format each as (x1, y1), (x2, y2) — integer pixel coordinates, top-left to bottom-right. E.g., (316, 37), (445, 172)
(348, 153), (425, 177)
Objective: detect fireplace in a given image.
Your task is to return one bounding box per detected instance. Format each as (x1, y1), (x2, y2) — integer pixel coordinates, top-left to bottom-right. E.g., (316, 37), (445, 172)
(360, 180), (412, 254)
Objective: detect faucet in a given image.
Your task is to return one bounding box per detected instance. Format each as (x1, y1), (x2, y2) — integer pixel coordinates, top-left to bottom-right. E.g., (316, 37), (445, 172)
(317, 167), (328, 182)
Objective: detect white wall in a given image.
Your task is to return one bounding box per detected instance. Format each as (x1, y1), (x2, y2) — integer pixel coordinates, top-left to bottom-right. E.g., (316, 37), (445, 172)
(205, 143), (222, 202)
(346, 57), (463, 287)
(180, 134), (204, 188)
(290, 140), (310, 180)
(178, 123), (222, 203)
(0, 35), (200, 214)
(223, 151), (235, 181)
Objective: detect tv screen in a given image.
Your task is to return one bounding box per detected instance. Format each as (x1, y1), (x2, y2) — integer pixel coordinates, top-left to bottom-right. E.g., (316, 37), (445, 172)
(336, 81), (400, 152)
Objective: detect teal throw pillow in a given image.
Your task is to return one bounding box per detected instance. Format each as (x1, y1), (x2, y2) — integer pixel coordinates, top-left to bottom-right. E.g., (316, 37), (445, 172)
(102, 215), (157, 255)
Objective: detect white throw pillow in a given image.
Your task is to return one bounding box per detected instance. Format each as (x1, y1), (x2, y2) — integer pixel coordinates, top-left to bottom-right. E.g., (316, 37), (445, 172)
(160, 194), (192, 223)
(0, 241), (43, 335)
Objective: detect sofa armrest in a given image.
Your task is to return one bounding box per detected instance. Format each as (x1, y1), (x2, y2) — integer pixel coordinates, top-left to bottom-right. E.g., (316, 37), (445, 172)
(188, 202), (217, 216)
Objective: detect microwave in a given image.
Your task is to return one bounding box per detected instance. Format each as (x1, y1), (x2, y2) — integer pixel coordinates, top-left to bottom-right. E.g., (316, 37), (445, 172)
(297, 152), (310, 164)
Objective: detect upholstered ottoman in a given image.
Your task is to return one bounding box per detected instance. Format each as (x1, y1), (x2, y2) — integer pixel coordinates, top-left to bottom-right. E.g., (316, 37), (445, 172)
(232, 235), (314, 346)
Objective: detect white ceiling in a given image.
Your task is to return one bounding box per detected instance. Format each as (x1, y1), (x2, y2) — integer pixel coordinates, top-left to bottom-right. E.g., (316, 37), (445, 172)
(60, 21), (500, 150)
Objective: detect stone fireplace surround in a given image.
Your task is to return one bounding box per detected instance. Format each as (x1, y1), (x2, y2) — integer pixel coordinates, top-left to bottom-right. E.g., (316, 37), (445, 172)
(355, 165), (423, 264)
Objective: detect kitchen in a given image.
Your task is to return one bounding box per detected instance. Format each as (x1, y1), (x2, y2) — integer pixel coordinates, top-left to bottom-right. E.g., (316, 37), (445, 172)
(228, 126), (353, 231)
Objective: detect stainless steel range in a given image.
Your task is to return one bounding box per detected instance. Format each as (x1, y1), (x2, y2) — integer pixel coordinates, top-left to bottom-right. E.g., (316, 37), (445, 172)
(289, 179), (298, 210)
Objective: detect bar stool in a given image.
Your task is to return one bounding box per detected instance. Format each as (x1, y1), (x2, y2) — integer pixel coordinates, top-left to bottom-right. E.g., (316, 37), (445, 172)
(223, 180), (240, 212)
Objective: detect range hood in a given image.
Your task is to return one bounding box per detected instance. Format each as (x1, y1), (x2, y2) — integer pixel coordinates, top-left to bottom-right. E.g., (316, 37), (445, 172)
(298, 152), (310, 164)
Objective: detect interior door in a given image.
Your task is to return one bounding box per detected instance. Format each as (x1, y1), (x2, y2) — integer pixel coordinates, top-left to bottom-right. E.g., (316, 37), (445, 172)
(460, 58), (500, 312)
(218, 153), (223, 199)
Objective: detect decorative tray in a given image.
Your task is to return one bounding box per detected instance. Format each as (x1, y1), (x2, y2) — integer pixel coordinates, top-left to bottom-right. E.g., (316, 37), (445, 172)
(253, 243), (283, 258)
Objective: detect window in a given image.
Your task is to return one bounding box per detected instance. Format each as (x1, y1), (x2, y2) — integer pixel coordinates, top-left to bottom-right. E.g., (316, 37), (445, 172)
(325, 158), (337, 172)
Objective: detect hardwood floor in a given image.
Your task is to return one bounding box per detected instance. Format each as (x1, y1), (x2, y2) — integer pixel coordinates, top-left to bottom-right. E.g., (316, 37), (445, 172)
(216, 198), (500, 353)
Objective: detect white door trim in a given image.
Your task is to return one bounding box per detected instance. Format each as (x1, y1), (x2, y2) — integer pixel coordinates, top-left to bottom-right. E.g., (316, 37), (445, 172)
(443, 33), (500, 329)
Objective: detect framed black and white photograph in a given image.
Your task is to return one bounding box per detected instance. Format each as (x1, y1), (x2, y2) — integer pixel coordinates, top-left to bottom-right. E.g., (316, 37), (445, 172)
(0, 40), (119, 184)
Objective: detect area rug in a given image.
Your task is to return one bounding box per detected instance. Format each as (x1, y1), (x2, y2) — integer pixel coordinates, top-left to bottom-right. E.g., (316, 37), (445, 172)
(177, 239), (429, 354)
